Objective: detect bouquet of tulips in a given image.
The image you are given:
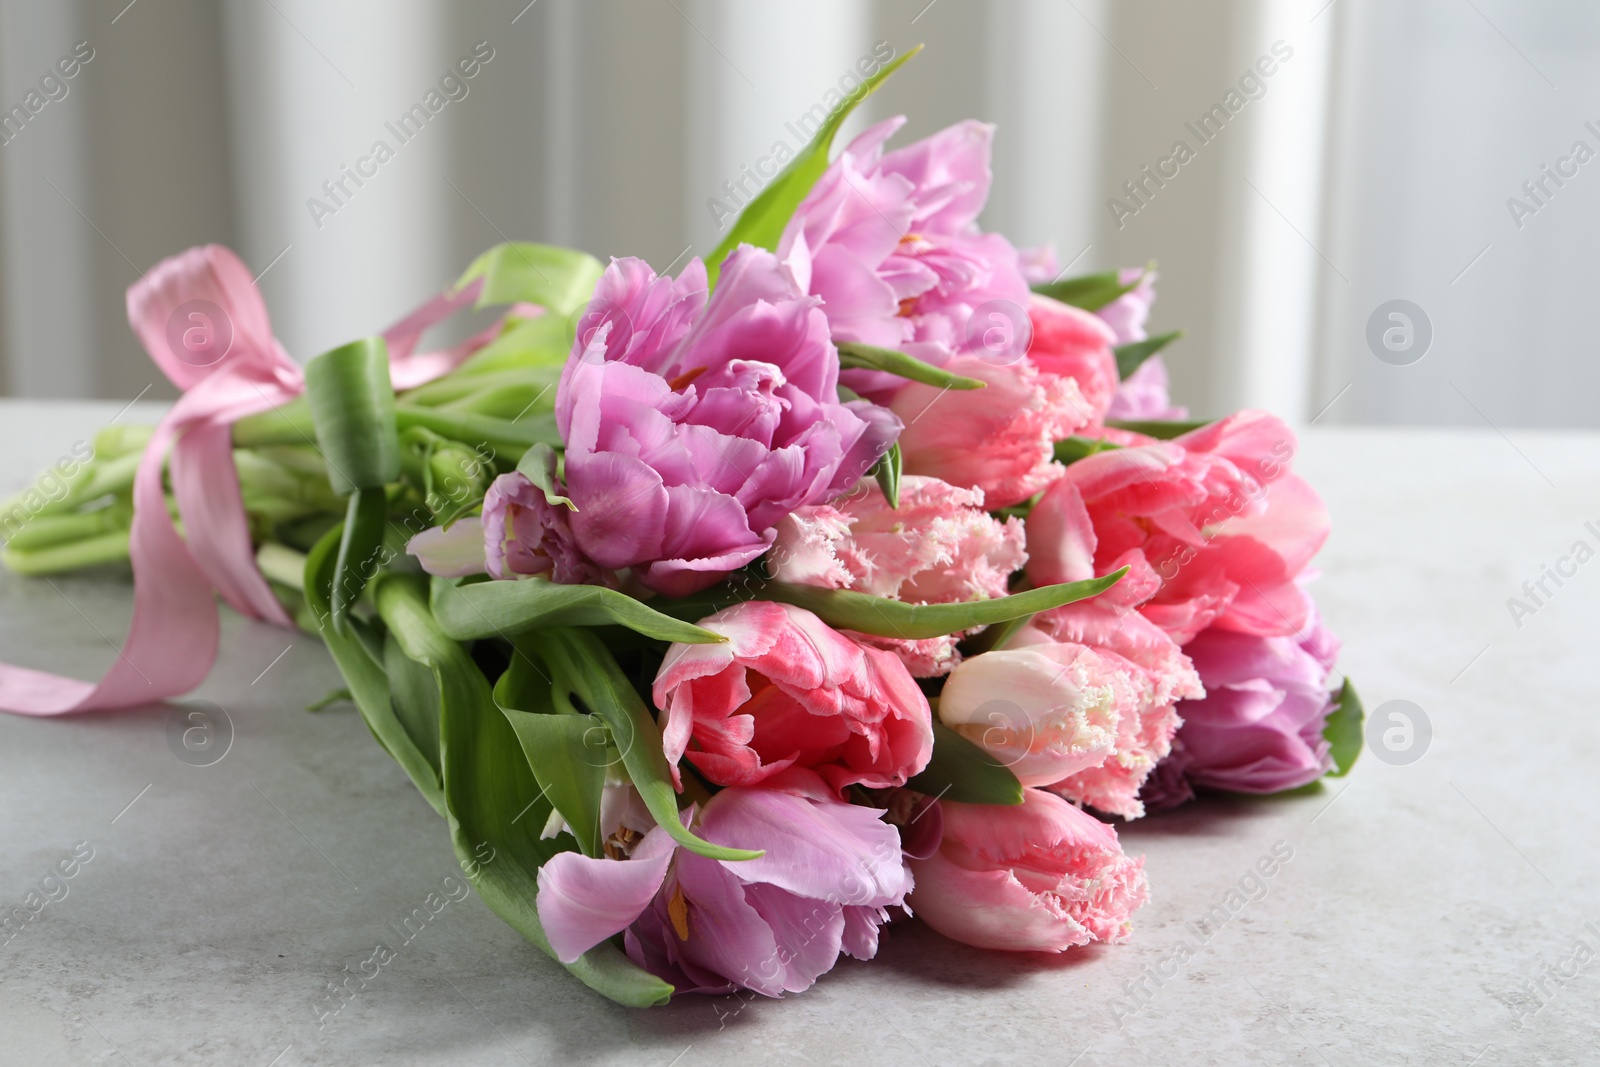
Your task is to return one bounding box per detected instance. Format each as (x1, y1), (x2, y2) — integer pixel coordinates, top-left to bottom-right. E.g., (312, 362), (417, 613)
(0, 51), (1360, 1006)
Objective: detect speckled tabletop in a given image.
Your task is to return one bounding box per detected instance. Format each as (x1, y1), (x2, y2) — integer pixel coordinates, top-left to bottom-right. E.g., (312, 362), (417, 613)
(1, 401), (1596, 1066)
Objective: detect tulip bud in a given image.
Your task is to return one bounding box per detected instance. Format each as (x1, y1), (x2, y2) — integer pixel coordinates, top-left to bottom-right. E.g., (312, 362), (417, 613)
(937, 644), (1144, 787)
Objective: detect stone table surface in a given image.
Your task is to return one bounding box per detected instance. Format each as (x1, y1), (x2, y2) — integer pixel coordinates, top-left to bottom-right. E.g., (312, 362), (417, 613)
(1, 400), (1596, 1067)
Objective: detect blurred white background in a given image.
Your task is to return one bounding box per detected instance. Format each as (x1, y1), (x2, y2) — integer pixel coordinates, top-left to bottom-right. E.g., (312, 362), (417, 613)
(0, 0), (1590, 427)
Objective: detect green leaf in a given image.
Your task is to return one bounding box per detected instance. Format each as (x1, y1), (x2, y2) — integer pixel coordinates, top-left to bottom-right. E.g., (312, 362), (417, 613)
(1053, 435), (1121, 465)
(304, 527), (446, 816)
(493, 656), (608, 858)
(836, 342), (986, 391)
(515, 443), (575, 510)
(372, 574), (672, 1007)
(1323, 678), (1364, 778)
(956, 610), (1035, 658)
(430, 576), (726, 646)
(704, 45), (923, 285)
(1104, 418), (1213, 440)
(304, 337), (402, 494)
(1114, 330), (1183, 380)
(330, 486), (388, 633)
(753, 570), (1127, 640)
(1031, 268), (1145, 311)
(383, 631), (442, 777)
(454, 243), (606, 317)
(907, 720), (1023, 805)
(405, 318), (571, 393)
(533, 628), (761, 863)
(873, 442), (902, 509)
(305, 687), (351, 713)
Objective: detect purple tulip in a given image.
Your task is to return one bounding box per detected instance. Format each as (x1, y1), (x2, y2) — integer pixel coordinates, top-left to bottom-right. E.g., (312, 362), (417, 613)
(1096, 267), (1157, 346)
(481, 472), (605, 585)
(1152, 617), (1341, 803)
(1102, 268), (1188, 422)
(554, 247), (900, 596)
(780, 117), (1032, 399)
(536, 769), (911, 997)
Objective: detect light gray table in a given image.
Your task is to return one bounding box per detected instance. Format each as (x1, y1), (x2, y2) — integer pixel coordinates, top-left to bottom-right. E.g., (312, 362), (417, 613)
(1, 400), (1596, 1066)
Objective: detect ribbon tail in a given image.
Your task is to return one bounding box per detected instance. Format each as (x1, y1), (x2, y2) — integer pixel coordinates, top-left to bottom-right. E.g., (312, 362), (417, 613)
(0, 414), (220, 715)
(171, 414), (294, 630)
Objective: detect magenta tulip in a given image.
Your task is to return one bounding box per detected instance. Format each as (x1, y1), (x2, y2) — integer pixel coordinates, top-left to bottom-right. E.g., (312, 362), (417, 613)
(554, 247), (899, 595)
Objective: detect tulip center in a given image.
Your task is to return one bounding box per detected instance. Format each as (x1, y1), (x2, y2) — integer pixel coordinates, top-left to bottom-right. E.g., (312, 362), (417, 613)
(667, 365), (709, 391)
(668, 884), (691, 941)
(741, 670), (852, 766)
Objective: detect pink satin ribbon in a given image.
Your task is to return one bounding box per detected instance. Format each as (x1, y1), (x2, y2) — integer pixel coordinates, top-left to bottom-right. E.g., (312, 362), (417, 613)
(0, 245), (496, 716)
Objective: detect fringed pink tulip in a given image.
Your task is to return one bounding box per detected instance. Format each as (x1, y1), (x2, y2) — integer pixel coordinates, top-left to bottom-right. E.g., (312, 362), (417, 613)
(1026, 294), (1121, 425)
(769, 475), (1026, 675)
(890, 355), (1086, 509)
(909, 789), (1148, 952)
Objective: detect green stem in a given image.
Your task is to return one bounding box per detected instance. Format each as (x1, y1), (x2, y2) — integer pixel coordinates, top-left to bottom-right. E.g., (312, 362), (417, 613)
(394, 407), (561, 462)
(1, 451), (143, 519)
(234, 397), (562, 460)
(232, 397), (318, 448)
(257, 542), (309, 592)
(3, 507), (129, 552)
(3, 530), (133, 575)
(402, 367), (558, 408)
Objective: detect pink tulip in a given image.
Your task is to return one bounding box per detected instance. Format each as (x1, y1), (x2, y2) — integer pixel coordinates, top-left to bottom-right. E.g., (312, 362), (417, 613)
(890, 354), (1086, 510)
(908, 788), (1147, 953)
(1026, 293), (1121, 425)
(1026, 410), (1329, 644)
(536, 768), (911, 996)
(653, 601), (933, 794)
(780, 117), (1032, 400)
(769, 475), (1026, 676)
(553, 247), (899, 596)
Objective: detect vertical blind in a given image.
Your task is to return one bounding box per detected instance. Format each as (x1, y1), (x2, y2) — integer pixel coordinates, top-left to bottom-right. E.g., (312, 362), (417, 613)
(1, 0), (1357, 427)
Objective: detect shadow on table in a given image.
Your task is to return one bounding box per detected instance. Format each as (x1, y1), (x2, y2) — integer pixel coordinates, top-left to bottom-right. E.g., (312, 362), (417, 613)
(1117, 787), (1326, 845)
(612, 917), (1107, 1045)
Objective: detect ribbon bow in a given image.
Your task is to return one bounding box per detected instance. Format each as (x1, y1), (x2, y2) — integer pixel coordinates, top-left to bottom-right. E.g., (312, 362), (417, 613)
(0, 245), (497, 715)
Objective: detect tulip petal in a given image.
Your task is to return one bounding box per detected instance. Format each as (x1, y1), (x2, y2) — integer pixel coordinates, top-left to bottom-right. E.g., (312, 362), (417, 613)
(698, 783), (909, 907)
(536, 846), (673, 964)
(407, 518), (487, 578)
